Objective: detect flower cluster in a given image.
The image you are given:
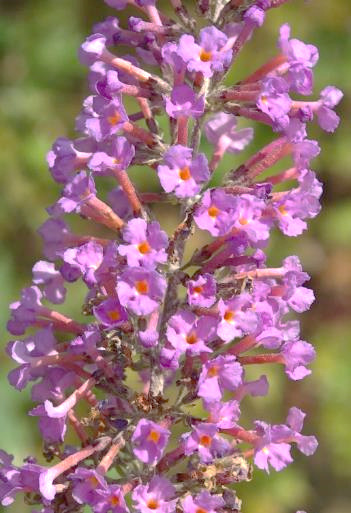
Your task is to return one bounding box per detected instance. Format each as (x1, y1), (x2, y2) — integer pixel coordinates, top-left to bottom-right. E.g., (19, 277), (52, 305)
(1, 1), (342, 513)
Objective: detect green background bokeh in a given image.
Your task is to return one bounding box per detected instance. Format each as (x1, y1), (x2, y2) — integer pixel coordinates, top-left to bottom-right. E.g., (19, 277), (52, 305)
(0, 1), (350, 512)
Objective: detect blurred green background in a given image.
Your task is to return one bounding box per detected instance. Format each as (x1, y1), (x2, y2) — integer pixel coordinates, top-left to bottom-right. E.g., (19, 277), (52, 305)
(0, 0), (350, 512)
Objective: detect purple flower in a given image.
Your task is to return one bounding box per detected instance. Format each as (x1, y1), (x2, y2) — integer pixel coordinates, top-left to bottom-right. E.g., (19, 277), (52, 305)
(205, 400), (241, 429)
(177, 26), (232, 77)
(166, 310), (217, 356)
(79, 34), (108, 66)
(132, 476), (176, 513)
(70, 468), (108, 507)
(217, 295), (258, 342)
(278, 23), (318, 95)
(165, 85), (204, 119)
(79, 95), (128, 142)
(47, 136), (93, 184)
(182, 423), (231, 463)
(7, 327), (57, 391)
(204, 112), (254, 154)
(194, 188), (238, 236)
(88, 136), (135, 175)
(254, 421), (293, 472)
(118, 218), (168, 268)
(281, 339), (316, 380)
(63, 241), (104, 287)
(48, 171), (96, 217)
(32, 261), (66, 304)
(257, 77), (291, 131)
(198, 355), (243, 401)
(117, 268), (166, 315)
(316, 86), (343, 132)
(131, 419), (170, 465)
(93, 17), (120, 46)
(187, 274), (217, 308)
(157, 145), (209, 198)
(93, 297), (128, 327)
(29, 404), (67, 443)
(182, 491), (225, 513)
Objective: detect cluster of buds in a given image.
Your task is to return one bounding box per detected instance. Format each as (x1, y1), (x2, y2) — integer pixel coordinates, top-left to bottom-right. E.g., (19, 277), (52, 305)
(1, 1), (342, 513)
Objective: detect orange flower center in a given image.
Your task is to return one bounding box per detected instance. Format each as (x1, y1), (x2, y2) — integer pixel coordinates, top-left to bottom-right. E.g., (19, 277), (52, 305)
(193, 285), (203, 294)
(179, 166), (191, 181)
(207, 365), (219, 378)
(208, 205), (219, 218)
(147, 499), (159, 510)
(196, 509), (208, 513)
(200, 49), (212, 62)
(107, 310), (121, 321)
(107, 111), (121, 125)
(278, 205), (288, 216)
(135, 280), (149, 294)
(110, 495), (120, 506)
(224, 310), (235, 322)
(138, 241), (151, 254)
(199, 434), (212, 447)
(239, 217), (248, 225)
(147, 430), (161, 443)
(88, 476), (99, 488)
(186, 332), (198, 345)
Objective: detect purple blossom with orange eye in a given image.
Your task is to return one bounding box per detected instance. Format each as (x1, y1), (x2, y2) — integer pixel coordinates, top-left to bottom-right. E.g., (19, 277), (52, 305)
(70, 468), (108, 508)
(80, 95), (128, 142)
(232, 194), (270, 245)
(97, 485), (129, 513)
(166, 310), (217, 356)
(93, 297), (128, 328)
(131, 419), (171, 465)
(194, 188), (238, 236)
(164, 85), (205, 119)
(198, 355), (243, 402)
(257, 77), (291, 131)
(118, 218), (168, 268)
(157, 145), (209, 198)
(217, 295), (258, 342)
(177, 27), (232, 78)
(117, 268), (166, 315)
(181, 490), (224, 513)
(88, 136), (135, 175)
(132, 476), (176, 513)
(187, 274), (217, 308)
(182, 423), (231, 463)
(205, 400), (241, 429)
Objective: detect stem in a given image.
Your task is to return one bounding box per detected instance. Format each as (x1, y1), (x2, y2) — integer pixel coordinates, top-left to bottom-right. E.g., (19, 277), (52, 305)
(96, 437), (125, 474)
(238, 354), (285, 365)
(112, 167), (143, 215)
(39, 438), (111, 500)
(123, 121), (156, 147)
(177, 116), (188, 145)
(82, 197), (124, 231)
(229, 335), (258, 356)
(241, 54), (287, 84)
(37, 307), (85, 335)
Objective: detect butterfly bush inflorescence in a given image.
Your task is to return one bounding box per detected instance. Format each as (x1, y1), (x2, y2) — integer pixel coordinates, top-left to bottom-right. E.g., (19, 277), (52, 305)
(1, 1), (343, 512)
